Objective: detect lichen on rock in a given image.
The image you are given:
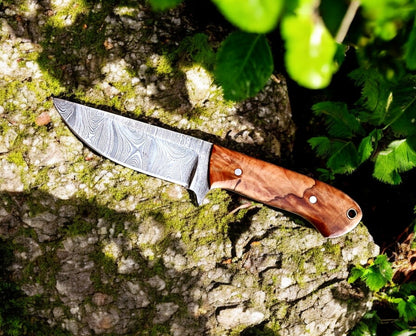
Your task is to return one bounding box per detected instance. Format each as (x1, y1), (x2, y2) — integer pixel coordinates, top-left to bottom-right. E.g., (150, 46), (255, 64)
(0, 1), (378, 335)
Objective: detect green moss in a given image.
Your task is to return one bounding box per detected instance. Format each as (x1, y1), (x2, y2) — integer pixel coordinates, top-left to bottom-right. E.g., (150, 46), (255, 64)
(34, 247), (60, 288)
(141, 324), (171, 336)
(58, 201), (96, 236)
(26, 72), (65, 103)
(288, 239), (344, 287)
(0, 239), (71, 336)
(67, 160), (96, 188)
(62, 216), (95, 237)
(89, 249), (118, 292)
(37, 0), (121, 88)
(154, 54), (174, 75)
(114, 5), (139, 17)
(6, 151), (26, 167)
(14, 237), (60, 292)
(240, 324), (277, 336)
(0, 118), (11, 135)
(137, 188), (233, 266)
(0, 193), (16, 214)
(109, 82), (142, 115)
(32, 167), (50, 190)
(25, 197), (50, 218)
(149, 258), (166, 277)
(307, 248), (327, 275)
(177, 33), (216, 71)
(267, 319), (282, 334)
(322, 239), (342, 257)
(0, 81), (23, 110)
(47, 0), (89, 29)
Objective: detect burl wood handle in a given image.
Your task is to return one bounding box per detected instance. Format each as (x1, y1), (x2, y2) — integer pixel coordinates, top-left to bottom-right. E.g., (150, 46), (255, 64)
(209, 145), (362, 238)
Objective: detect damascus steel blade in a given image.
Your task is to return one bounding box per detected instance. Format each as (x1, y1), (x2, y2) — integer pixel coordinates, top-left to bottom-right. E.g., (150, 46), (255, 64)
(53, 98), (212, 204)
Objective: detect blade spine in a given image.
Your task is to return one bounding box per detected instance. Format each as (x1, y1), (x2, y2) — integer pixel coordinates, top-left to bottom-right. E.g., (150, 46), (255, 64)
(78, 101), (207, 151)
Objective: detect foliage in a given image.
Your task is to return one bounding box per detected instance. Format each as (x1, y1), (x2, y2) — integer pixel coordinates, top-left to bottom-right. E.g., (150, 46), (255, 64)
(215, 32), (273, 101)
(148, 0), (416, 101)
(349, 255), (394, 291)
(350, 311), (380, 336)
(309, 68), (416, 184)
(210, 0), (282, 33)
(148, 0), (182, 11)
(349, 252), (416, 335)
(177, 33), (216, 70)
(301, 0), (416, 184)
(280, 0), (338, 89)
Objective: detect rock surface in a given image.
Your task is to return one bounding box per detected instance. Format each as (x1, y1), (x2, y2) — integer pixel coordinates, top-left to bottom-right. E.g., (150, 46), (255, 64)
(0, 1), (378, 335)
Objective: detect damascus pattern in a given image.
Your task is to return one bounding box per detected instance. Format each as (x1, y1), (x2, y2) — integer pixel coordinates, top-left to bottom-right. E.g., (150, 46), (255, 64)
(53, 98), (212, 204)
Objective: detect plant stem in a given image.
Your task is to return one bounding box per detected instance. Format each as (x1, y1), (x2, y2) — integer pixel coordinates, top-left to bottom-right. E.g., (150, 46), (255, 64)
(335, 0), (361, 44)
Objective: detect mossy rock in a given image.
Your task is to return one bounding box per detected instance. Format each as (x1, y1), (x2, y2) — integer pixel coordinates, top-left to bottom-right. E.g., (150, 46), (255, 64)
(0, 1), (377, 335)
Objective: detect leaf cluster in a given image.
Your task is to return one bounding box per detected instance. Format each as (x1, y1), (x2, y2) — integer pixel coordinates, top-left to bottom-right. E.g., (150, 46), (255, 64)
(349, 255), (416, 335)
(309, 67), (416, 184)
(349, 255), (394, 292)
(147, 0), (416, 100)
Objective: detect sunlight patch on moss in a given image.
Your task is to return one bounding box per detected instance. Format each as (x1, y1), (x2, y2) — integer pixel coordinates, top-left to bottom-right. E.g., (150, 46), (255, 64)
(147, 54), (174, 76)
(183, 65), (214, 108)
(7, 151), (27, 168)
(114, 6), (138, 17)
(102, 240), (122, 261)
(49, 0), (89, 28)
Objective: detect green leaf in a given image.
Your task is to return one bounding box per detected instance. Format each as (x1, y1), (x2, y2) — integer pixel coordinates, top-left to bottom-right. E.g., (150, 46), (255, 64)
(281, 14), (337, 89)
(316, 168), (335, 182)
(357, 129), (383, 164)
(215, 32), (273, 101)
(349, 67), (393, 126)
(350, 321), (376, 336)
(397, 295), (416, 323)
(327, 141), (358, 174)
(312, 101), (364, 138)
(211, 0), (283, 33)
(396, 282), (416, 297)
(348, 266), (365, 284)
(350, 311), (380, 336)
(388, 76), (416, 136)
(148, 0), (182, 11)
(392, 330), (416, 336)
(361, 255), (393, 292)
(360, 0), (415, 41)
(308, 136), (332, 158)
(309, 137), (359, 174)
(405, 24), (416, 70)
(373, 139), (416, 184)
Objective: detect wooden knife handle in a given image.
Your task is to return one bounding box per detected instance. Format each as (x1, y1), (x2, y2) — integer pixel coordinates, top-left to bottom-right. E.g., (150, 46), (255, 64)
(209, 145), (362, 238)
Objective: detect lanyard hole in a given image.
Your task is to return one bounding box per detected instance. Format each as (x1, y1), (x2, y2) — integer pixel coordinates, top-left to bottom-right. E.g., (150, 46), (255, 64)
(347, 208), (358, 219)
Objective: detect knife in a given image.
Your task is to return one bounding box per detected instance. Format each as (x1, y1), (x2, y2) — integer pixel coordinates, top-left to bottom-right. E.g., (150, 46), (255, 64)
(53, 98), (362, 238)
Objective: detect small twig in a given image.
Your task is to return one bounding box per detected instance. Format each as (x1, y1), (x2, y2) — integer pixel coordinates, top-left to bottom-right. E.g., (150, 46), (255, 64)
(228, 202), (260, 216)
(271, 74), (281, 84)
(335, 0), (361, 44)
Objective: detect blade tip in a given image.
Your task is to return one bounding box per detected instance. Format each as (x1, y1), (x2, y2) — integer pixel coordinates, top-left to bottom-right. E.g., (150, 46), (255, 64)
(52, 97), (65, 110)
(53, 98), (75, 121)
